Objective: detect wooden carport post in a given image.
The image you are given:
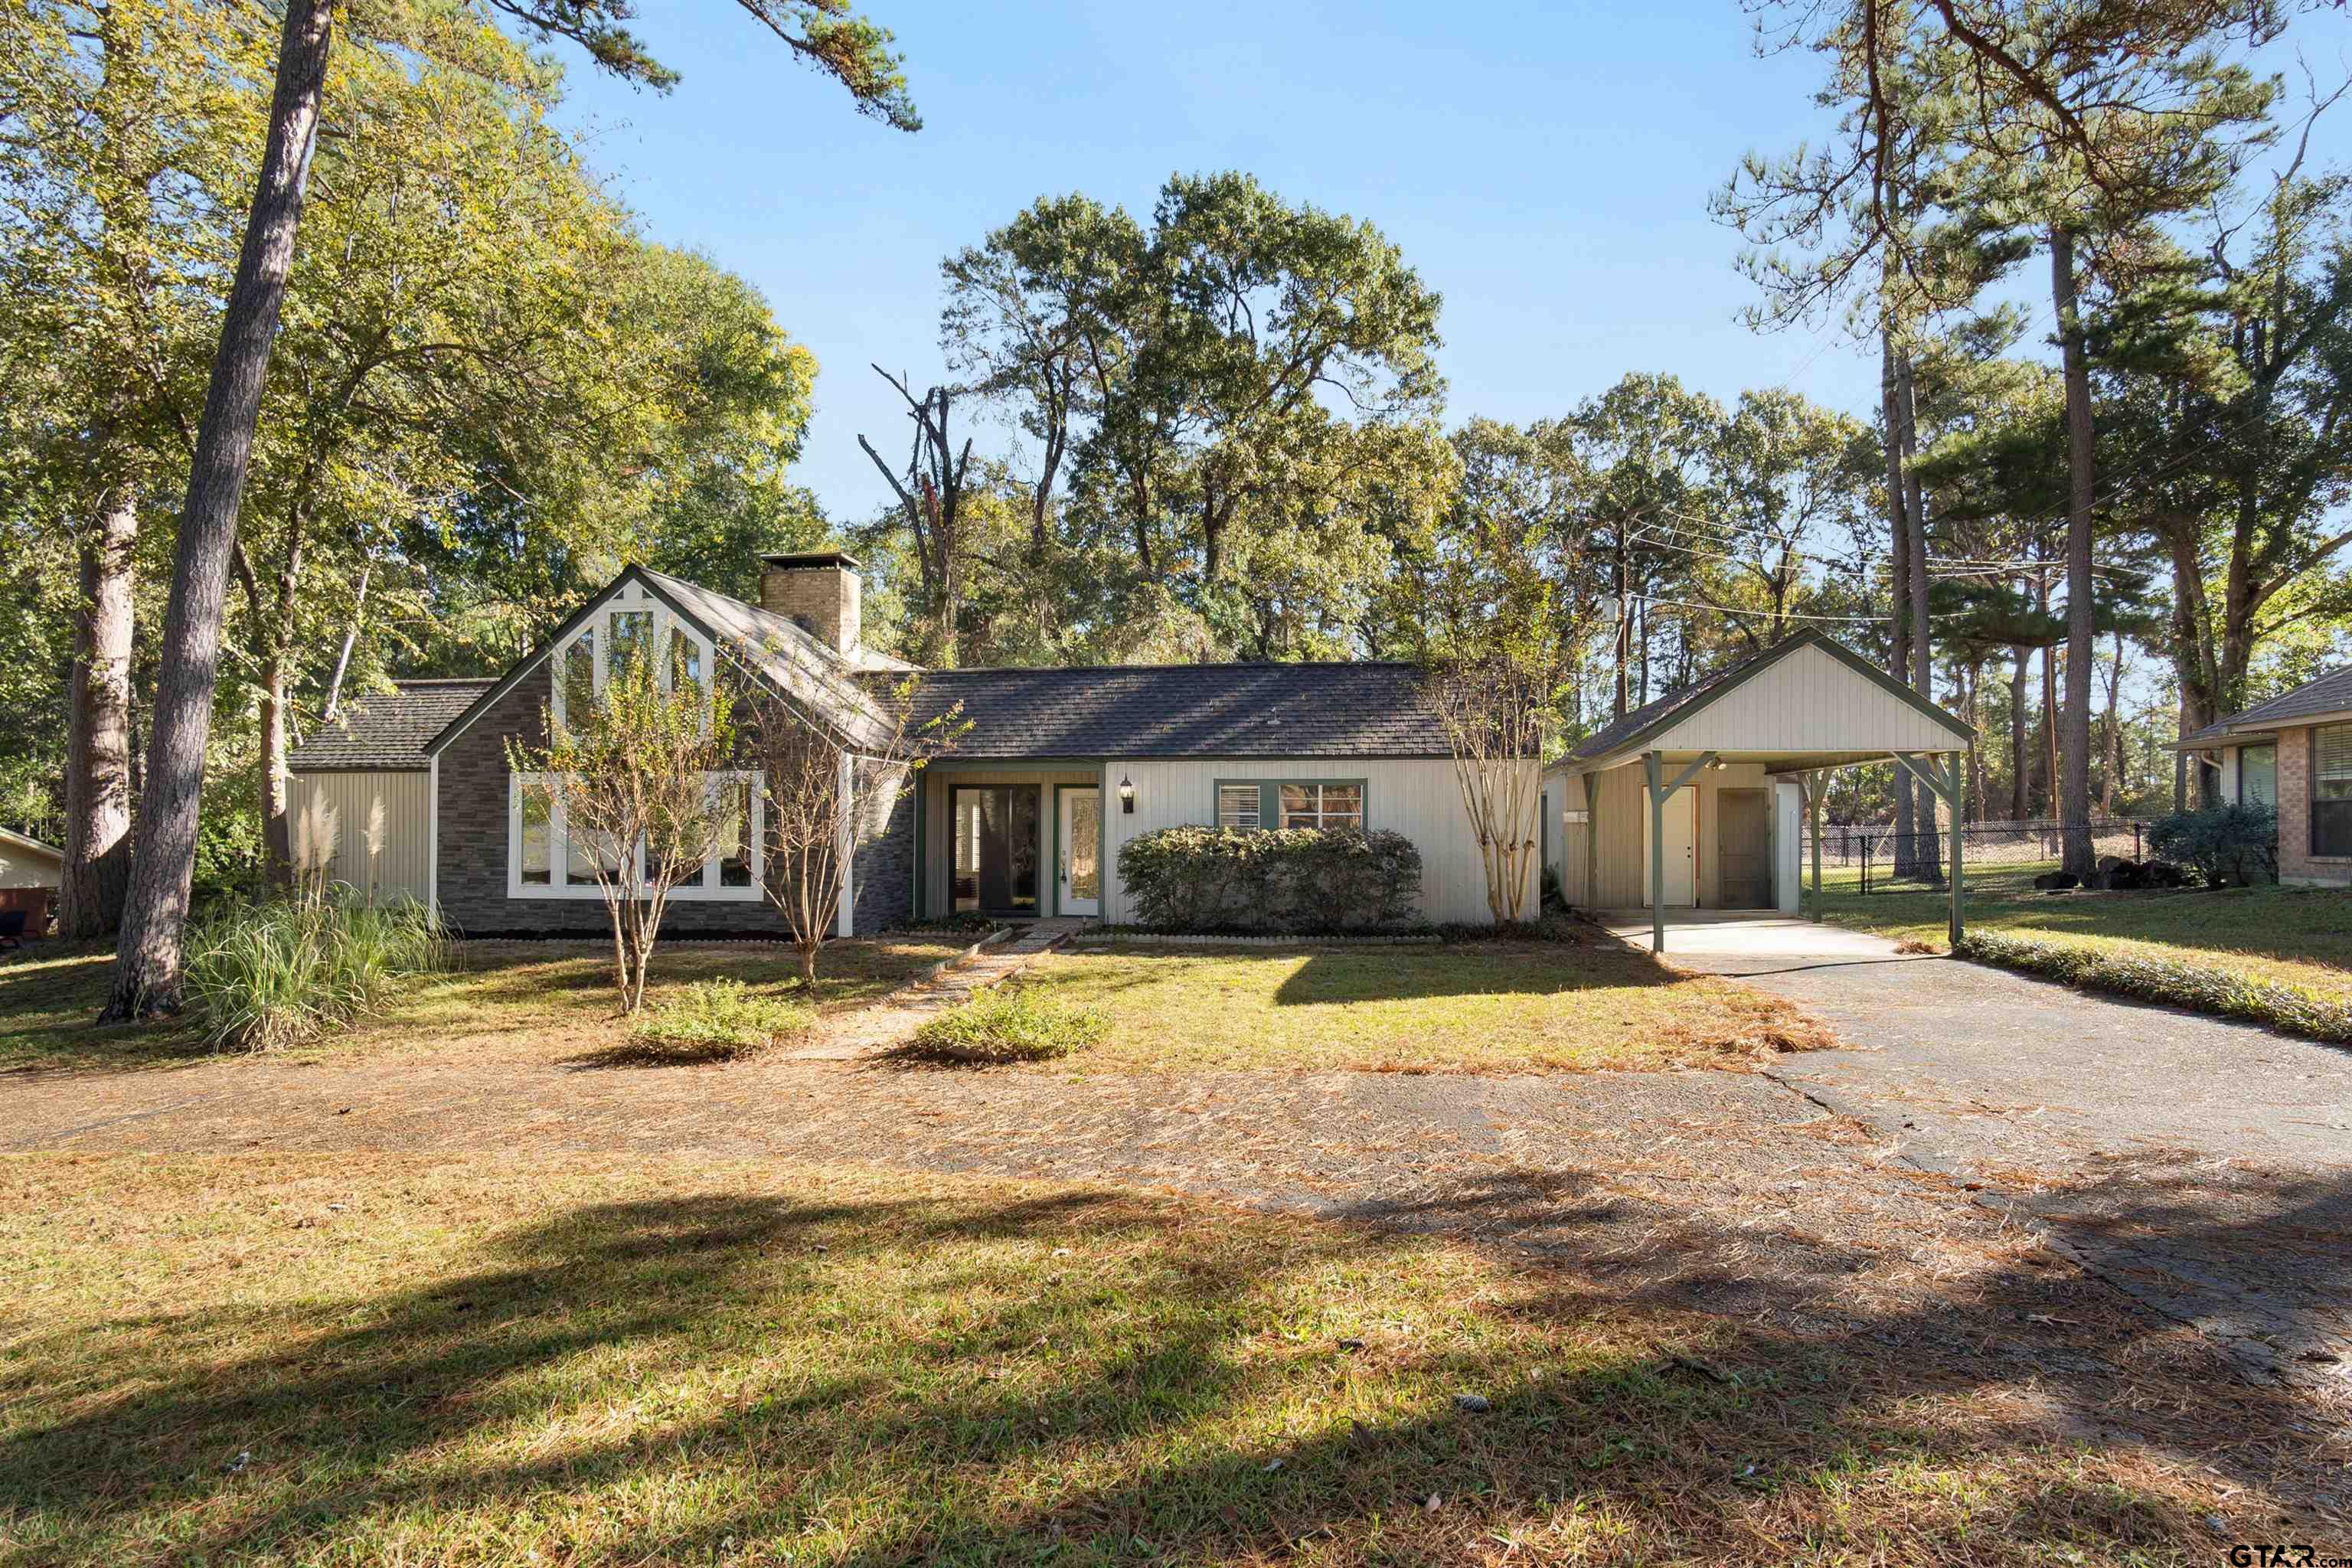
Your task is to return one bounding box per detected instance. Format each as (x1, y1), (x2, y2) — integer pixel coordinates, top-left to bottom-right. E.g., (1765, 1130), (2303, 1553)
(1644, 750), (1717, 955)
(1893, 750), (1968, 947)
(1806, 770), (1824, 923)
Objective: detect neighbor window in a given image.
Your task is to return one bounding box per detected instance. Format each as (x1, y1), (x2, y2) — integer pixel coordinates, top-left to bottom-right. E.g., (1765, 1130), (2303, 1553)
(1216, 783), (1261, 830)
(1214, 781), (1366, 831)
(2316, 724), (2352, 858)
(2238, 743), (2277, 808)
(508, 770), (763, 900)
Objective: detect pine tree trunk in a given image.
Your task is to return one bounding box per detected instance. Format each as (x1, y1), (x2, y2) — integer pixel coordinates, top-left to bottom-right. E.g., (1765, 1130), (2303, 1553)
(103, 0), (337, 1021)
(2051, 224), (2097, 878)
(1900, 351), (1940, 882)
(57, 486), (139, 939)
(1881, 332), (1916, 874)
(2009, 645), (2030, 820)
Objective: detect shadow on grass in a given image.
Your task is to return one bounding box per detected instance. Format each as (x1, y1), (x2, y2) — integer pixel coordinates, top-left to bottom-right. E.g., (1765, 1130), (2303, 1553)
(5, 1161), (2343, 1563)
(0, 947), (211, 1075)
(1269, 941), (1699, 1008)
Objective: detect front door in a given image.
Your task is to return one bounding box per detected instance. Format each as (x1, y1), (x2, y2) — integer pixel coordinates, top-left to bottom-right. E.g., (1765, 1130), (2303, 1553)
(1717, 788), (1771, 908)
(952, 786), (1040, 915)
(1641, 786), (1697, 906)
(1057, 787), (1101, 916)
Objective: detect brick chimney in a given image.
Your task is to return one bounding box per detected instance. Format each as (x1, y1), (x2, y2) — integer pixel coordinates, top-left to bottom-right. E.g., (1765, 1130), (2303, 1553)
(758, 551), (861, 657)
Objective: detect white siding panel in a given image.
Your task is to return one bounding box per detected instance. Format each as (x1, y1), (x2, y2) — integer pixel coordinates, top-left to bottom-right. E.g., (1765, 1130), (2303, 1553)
(1102, 756), (1532, 926)
(286, 771), (433, 904)
(0, 842), (62, 889)
(1649, 643), (1964, 755)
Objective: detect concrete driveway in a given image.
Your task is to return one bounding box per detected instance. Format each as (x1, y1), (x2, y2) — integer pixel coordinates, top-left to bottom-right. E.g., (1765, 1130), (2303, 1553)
(1602, 908), (2352, 1386)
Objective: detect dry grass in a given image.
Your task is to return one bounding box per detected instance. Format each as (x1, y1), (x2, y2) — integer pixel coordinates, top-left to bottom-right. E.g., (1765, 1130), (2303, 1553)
(1031, 941), (1834, 1073)
(0, 935), (974, 1073)
(0, 1152), (2337, 1566)
(1814, 862), (2352, 1003)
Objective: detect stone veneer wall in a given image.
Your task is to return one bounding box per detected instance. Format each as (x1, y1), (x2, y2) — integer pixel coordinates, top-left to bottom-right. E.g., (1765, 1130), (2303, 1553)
(434, 662), (917, 935)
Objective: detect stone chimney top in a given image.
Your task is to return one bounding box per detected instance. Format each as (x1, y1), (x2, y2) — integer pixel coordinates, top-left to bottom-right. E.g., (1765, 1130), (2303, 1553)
(758, 552), (861, 657)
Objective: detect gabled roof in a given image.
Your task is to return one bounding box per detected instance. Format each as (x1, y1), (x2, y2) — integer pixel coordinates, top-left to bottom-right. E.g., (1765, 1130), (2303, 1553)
(0, 825), (62, 861)
(1562, 629), (1972, 766)
(423, 566), (900, 758)
(2179, 664), (2352, 749)
(289, 679), (496, 771)
(894, 662), (1450, 759)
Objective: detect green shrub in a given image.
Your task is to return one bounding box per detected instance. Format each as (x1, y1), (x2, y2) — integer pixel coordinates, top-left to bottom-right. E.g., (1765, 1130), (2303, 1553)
(2148, 802), (2278, 887)
(903, 987), (1110, 1064)
(1955, 929), (2352, 1044)
(186, 895), (446, 1052)
(627, 979), (815, 1061)
(1116, 825), (1423, 933)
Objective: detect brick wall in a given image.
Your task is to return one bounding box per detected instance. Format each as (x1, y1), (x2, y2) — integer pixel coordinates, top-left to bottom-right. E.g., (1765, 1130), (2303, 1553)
(434, 664), (916, 936)
(2278, 722), (2352, 886)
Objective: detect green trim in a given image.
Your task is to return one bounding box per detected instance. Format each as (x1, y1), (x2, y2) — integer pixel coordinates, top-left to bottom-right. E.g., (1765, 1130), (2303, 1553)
(1573, 629), (1973, 767)
(1210, 776), (1371, 831)
(1042, 779), (1057, 916)
(1100, 763), (1113, 921)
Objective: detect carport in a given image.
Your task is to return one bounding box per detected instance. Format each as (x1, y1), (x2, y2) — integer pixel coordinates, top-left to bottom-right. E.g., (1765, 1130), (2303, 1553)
(1542, 632), (1975, 953)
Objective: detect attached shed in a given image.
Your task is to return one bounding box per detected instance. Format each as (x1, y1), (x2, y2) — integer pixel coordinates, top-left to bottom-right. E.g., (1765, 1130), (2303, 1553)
(286, 678), (494, 906)
(1544, 632), (1974, 951)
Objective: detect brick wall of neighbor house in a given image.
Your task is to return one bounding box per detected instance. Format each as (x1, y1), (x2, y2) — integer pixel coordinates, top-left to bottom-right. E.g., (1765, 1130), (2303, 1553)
(2277, 722), (2352, 886)
(435, 665), (917, 936)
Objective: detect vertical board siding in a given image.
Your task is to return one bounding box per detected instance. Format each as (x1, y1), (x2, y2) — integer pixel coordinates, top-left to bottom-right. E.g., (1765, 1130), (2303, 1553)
(1578, 760), (1775, 909)
(286, 770), (432, 904)
(1101, 756), (1532, 926)
(1649, 643), (1965, 754)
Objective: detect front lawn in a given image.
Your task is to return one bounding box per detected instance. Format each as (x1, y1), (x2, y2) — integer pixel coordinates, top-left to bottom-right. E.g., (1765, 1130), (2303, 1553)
(0, 934), (975, 1073)
(1014, 940), (1829, 1073)
(1809, 861), (2352, 1004)
(0, 1152), (2323, 1566)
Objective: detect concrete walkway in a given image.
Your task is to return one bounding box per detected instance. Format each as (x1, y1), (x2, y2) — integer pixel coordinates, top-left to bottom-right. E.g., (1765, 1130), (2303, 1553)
(1604, 909), (2352, 1387)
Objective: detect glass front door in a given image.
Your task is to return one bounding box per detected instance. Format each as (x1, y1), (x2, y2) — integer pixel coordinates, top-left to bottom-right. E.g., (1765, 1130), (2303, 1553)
(1058, 787), (1101, 916)
(952, 786), (1040, 914)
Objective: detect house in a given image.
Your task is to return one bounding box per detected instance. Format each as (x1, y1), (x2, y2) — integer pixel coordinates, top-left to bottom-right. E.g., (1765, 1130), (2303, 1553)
(289, 553), (1530, 933)
(0, 825), (63, 938)
(1541, 630), (1975, 949)
(2177, 665), (2352, 887)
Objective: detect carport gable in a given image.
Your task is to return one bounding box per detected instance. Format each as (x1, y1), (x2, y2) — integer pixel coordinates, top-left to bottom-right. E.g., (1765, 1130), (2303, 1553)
(1571, 631), (1971, 774)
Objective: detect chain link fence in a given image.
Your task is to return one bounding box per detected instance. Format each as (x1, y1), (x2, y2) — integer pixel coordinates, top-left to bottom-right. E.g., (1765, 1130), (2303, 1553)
(1800, 819), (2153, 893)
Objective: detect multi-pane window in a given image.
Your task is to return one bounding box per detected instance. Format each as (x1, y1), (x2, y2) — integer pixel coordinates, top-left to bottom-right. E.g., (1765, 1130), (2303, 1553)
(1215, 781), (1366, 831)
(550, 583), (713, 734)
(509, 771), (763, 900)
(2316, 724), (2352, 858)
(1280, 782), (1364, 830)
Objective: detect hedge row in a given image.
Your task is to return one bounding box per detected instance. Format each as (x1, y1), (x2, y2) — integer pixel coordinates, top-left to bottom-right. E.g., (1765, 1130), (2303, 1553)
(1953, 929), (2352, 1044)
(1116, 825), (1423, 933)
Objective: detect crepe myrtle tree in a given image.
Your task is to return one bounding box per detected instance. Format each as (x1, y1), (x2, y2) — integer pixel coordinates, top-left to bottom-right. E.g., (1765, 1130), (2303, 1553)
(743, 668), (965, 992)
(1423, 648), (1557, 924)
(506, 645), (740, 1015)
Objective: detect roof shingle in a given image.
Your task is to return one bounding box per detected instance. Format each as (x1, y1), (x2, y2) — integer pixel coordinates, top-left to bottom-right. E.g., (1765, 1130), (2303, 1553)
(289, 680), (496, 771)
(2180, 664), (2352, 747)
(890, 662), (1450, 759)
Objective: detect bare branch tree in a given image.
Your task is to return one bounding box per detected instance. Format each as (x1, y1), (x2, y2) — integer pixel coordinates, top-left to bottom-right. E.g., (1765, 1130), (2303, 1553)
(1423, 651), (1557, 923)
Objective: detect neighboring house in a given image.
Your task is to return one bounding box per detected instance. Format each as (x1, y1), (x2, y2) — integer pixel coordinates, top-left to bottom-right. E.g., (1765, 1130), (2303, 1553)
(0, 825), (64, 939)
(2177, 665), (2352, 887)
(305, 552), (1531, 934)
(1544, 632), (1975, 916)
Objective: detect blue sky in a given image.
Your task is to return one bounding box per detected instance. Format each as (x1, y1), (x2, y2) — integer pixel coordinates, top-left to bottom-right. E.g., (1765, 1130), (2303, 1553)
(550, 1), (2350, 527)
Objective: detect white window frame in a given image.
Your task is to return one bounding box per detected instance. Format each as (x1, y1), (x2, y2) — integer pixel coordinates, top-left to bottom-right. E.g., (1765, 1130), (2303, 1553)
(550, 579), (715, 737)
(508, 769), (765, 901)
(1215, 782), (1262, 830)
(1276, 781), (1365, 831)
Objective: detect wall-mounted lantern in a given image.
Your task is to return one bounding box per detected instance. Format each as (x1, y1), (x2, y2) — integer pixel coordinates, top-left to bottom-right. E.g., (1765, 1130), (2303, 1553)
(1117, 775), (1135, 813)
